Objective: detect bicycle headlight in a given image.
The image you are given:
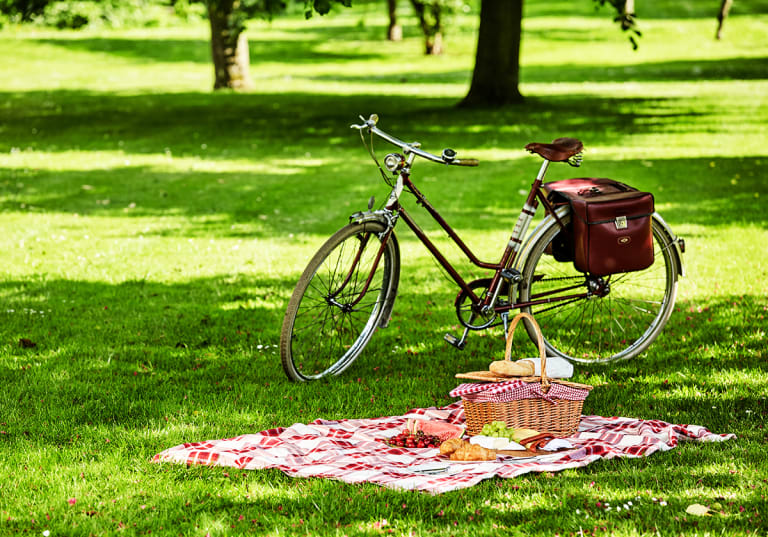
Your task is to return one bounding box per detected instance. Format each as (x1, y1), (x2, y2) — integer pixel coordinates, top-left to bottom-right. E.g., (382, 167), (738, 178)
(383, 153), (404, 173)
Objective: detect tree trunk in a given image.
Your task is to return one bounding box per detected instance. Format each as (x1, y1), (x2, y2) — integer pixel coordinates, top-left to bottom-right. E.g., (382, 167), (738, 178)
(410, 0), (444, 55)
(621, 0), (635, 29)
(716, 0), (733, 40)
(427, 31), (443, 55)
(460, 0), (524, 107)
(208, 0), (253, 90)
(387, 0), (402, 41)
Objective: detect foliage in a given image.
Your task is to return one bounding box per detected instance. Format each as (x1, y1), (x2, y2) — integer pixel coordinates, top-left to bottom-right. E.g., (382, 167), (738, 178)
(0, 0), (348, 29)
(304, 0), (351, 18)
(0, 0), (206, 28)
(0, 3), (767, 535)
(408, 0), (470, 37)
(593, 0), (642, 48)
(0, 0), (48, 20)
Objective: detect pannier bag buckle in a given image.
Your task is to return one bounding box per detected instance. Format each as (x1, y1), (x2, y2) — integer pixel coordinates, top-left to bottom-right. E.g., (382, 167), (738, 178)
(615, 216), (628, 230)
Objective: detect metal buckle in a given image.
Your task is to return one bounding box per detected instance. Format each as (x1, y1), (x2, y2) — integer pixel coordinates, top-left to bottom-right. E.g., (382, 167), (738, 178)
(615, 216), (628, 230)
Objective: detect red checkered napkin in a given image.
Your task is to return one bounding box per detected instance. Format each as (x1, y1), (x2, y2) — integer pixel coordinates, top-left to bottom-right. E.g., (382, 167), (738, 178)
(449, 381), (589, 403)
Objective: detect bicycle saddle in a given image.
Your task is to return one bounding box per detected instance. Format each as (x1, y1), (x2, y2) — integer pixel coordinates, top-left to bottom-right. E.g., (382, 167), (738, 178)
(525, 138), (583, 162)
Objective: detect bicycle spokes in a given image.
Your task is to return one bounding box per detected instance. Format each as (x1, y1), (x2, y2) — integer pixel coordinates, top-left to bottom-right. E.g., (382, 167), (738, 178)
(281, 222), (399, 381)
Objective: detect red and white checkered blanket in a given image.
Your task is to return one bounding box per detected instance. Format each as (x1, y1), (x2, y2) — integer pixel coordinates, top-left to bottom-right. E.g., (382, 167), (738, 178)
(152, 403), (734, 494)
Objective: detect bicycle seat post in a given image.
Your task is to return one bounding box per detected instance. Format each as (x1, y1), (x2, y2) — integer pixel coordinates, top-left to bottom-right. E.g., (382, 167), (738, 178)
(536, 160), (551, 182)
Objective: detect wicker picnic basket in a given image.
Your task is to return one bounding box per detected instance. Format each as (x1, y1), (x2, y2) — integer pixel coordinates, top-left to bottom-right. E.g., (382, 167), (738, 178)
(458, 313), (592, 437)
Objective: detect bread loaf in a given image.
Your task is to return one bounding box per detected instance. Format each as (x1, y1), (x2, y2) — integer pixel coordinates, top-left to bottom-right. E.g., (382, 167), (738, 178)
(489, 359), (535, 377)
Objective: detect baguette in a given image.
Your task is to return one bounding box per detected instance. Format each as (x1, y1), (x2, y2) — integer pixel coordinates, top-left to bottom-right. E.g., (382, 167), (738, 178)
(450, 443), (497, 461)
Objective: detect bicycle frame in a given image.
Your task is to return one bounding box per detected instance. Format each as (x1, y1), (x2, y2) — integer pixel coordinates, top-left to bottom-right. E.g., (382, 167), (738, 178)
(344, 154), (590, 332)
(387, 164), (586, 313)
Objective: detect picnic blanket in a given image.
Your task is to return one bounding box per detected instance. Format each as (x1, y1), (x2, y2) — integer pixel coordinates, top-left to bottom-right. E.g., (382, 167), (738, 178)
(152, 402), (734, 494)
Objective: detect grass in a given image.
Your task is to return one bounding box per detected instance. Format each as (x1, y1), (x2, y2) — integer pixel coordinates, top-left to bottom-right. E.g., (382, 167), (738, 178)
(1, 1), (767, 535)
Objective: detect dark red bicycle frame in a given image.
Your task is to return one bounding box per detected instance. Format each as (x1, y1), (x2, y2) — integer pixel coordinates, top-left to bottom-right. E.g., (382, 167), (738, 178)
(373, 170), (591, 316)
(331, 166), (591, 319)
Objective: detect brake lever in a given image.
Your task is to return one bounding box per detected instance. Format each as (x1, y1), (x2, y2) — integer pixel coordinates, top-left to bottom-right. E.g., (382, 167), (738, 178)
(350, 113), (379, 130)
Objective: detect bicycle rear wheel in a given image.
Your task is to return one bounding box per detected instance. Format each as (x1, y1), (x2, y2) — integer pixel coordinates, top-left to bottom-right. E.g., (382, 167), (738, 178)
(280, 222), (400, 381)
(518, 213), (679, 363)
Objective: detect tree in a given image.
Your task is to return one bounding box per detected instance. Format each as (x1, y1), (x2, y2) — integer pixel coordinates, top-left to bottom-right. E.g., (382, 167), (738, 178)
(386, 0), (401, 41)
(207, 0), (350, 90)
(207, 0), (270, 90)
(409, 0), (444, 55)
(460, 0), (523, 106)
(460, 0), (640, 107)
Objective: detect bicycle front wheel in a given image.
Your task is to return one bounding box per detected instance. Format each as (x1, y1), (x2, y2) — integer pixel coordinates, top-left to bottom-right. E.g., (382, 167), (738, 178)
(519, 213), (679, 363)
(280, 221), (400, 381)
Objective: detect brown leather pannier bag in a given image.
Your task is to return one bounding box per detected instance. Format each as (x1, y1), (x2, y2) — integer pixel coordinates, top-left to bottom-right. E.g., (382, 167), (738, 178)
(542, 178), (654, 276)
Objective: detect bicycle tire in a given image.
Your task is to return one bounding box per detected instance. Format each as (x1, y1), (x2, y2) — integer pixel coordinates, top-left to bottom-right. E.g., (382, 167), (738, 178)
(518, 212), (679, 363)
(280, 221), (400, 381)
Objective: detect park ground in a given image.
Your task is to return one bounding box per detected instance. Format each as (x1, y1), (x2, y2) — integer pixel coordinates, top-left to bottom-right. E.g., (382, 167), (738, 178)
(1, 1), (767, 535)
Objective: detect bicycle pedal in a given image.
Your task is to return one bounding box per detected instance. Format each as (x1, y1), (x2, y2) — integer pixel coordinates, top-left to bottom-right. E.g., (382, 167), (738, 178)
(443, 333), (466, 350)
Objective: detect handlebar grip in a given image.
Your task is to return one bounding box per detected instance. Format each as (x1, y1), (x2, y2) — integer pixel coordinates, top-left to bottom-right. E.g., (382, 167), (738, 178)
(453, 158), (479, 167)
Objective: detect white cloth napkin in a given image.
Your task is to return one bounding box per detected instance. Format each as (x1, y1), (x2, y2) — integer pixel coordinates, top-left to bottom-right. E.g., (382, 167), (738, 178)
(519, 356), (573, 378)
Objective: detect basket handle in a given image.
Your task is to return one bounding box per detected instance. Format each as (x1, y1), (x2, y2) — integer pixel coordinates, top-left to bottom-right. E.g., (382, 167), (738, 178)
(504, 312), (549, 388)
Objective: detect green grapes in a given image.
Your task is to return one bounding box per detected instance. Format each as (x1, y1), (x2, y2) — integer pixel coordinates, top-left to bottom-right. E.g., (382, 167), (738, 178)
(480, 421), (516, 440)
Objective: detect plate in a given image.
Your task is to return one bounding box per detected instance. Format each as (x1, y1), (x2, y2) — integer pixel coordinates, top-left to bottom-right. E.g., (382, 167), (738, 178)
(409, 462), (451, 475)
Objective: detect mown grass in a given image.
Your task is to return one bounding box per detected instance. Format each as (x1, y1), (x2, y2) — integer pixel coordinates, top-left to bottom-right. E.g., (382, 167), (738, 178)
(1, 1), (767, 535)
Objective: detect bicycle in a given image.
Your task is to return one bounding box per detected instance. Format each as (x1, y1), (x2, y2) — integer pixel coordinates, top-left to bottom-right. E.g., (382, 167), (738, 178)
(280, 114), (685, 382)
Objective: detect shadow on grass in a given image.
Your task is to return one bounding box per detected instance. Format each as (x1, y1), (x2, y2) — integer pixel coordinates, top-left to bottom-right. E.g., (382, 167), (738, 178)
(2, 262), (765, 434)
(308, 57), (768, 85)
(3, 90), (763, 156)
(1, 152), (765, 237)
(1, 270), (764, 529)
(36, 35), (388, 65)
(130, 455), (767, 535)
(25, 31), (768, 83)
(2, 88), (767, 236)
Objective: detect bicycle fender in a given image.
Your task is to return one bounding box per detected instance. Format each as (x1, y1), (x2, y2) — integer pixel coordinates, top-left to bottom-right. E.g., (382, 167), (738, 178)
(343, 214), (401, 329)
(378, 230), (400, 328)
(349, 208), (397, 228)
(651, 212), (685, 278)
(511, 205), (571, 273)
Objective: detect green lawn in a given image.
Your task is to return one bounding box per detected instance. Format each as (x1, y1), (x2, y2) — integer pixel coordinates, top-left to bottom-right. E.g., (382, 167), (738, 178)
(1, 1), (767, 535)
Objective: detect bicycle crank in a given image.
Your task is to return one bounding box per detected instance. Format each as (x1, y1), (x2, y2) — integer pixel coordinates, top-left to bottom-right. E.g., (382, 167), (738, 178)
(454, 278), (511, 330)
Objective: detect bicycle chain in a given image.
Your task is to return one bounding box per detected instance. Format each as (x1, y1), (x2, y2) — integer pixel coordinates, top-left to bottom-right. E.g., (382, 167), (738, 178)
(535, 275), (585, 283)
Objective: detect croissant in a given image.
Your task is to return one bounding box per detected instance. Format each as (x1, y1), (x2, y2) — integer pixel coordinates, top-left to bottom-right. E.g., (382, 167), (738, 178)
(439, 438), (464, 456)
(449, 443), (497, 461)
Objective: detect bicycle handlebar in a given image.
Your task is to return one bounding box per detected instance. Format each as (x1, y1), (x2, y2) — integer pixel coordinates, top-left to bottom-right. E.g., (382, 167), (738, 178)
(351, 114), (479, 167)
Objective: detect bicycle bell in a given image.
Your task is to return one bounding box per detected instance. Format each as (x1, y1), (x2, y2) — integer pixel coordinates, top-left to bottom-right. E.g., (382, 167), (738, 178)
(441, 148), (457, 163)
